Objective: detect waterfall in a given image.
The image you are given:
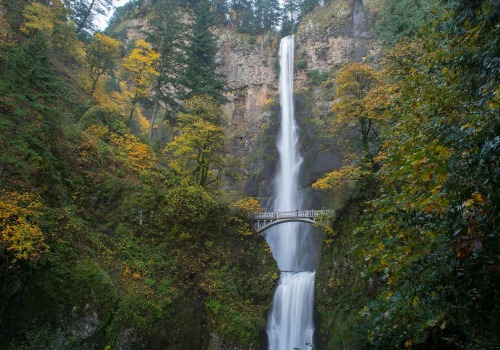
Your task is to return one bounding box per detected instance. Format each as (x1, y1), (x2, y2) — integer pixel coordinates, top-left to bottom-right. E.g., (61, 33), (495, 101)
(265, 35), (316, 350)
(353, 0), (366, 37)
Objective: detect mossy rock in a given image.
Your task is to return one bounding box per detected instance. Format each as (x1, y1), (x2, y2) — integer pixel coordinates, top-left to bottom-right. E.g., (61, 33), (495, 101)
(2, 259), (117, 349)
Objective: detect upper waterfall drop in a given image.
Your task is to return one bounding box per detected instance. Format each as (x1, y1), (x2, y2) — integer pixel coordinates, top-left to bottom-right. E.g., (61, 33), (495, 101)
(275, 35), (302, 215)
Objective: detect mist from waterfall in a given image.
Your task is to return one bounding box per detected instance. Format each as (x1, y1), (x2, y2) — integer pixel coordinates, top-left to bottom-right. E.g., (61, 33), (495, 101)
(265, 35), (316, 350)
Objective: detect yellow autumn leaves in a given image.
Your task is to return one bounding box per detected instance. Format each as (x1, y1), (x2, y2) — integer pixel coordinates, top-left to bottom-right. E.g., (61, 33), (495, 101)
(0, 191), (48, 265)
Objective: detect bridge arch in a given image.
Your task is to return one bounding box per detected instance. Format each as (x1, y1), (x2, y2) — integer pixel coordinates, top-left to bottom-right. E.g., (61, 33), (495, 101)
(251, 210), (333, 235)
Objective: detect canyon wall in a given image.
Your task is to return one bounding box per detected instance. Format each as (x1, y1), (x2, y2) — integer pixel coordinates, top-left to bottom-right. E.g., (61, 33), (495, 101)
(216, 0), (381, 205)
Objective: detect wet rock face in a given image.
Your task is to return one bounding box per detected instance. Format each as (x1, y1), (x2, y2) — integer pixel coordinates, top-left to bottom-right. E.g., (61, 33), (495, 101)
(295, 0), (381, 85)
(216, 29), (278, 89)
(215, 1), (381, 198)
(67, 303), (100, 339)
(215, 29), (280, 194)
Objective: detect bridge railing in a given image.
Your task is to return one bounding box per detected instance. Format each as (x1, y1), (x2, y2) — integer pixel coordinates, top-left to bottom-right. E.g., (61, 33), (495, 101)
(251, 209), (333, 220)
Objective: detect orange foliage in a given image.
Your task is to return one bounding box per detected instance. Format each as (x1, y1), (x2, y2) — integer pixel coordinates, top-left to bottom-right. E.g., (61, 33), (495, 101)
(137, 109), (150, 135)
(110, 134), (157, 171)
(233, 198), (263, 218)
(79, 125), (156, 172)
(312, 164), (370, 192)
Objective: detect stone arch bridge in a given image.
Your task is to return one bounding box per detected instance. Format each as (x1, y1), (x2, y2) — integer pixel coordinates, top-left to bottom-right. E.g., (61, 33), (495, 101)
(251, 210), (333, 234)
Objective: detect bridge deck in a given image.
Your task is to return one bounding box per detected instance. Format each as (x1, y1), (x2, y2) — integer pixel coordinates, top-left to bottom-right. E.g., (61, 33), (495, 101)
(252, 209), (333, 220)
(251, 210), (333, 234)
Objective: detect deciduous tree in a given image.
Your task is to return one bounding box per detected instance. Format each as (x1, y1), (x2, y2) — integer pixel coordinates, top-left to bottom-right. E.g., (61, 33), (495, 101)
(0, 191), (49, 266)
(121, 39), (159, 122)
(164, 95), (226, 187)
(332, 63), (380, 154)
(86, 32), (121, 96)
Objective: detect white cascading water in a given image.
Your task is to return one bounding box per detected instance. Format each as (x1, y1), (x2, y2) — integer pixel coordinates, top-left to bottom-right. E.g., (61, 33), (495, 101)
(265, 35), (316, 350)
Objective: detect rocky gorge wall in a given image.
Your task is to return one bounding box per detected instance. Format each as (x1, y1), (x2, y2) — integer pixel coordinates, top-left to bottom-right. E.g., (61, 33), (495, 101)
(218, 0), (381, 206)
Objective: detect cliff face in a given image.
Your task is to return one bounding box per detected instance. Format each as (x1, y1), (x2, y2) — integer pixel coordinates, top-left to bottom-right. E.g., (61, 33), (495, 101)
(293, 0), (380, 206)
(109, 0), (380, 202)
(215, 29), (280, 198)
(104, 1), (381, 348)
(221, 0), (381, 204)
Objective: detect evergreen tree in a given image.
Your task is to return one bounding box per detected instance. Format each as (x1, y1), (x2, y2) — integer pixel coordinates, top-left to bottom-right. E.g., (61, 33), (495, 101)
(65, 0), (114, 36)
(0, 36), (66, 185)
(210, 0), (230, 25)
(254, 0), (281, 32)
(281, 0), (300, 35)
(376, 0), (436, 47)
(147, 0), (186, 137)
(181, 0), (226, 104)
(298, 0), (318, 21)
(230, 0), (256, 33)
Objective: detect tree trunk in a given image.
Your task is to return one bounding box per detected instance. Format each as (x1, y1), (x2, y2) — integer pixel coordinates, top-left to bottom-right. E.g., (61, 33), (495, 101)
(148, 102), (159, 141)
(128, 105), (135, 122)
(76, 0), (97, 34)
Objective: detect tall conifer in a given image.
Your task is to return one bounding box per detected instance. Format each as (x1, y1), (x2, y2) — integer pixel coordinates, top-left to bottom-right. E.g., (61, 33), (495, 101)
(147, 0), (186, 136)
(181, 0), (226, 104)
(254, 0), (281, 32)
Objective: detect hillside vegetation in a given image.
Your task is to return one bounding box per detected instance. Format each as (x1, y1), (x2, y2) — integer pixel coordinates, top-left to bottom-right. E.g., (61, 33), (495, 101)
(0, 0), (498, 349)
(0, 0), (276, 348)
(313, 0), (499, 348)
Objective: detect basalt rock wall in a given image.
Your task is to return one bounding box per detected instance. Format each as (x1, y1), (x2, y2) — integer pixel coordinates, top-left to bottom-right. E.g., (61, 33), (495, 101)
(224, 0), (381, 207)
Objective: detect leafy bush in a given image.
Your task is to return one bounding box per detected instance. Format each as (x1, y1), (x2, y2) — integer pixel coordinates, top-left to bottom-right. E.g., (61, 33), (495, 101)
(295, 57), (307, 70)
(308, 69), (330, 85)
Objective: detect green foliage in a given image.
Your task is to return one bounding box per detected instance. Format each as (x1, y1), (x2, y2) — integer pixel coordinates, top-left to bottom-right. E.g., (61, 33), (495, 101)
(146, 0), (186, 137)
(253, 0), (281, 32)
(0, 35), (67, 186)
(8, 325), (80, 350)
(354, 1), (499, 347)
(86, 33), (121, 96)
(376, 0), (437, 47)
(316, 1), (500, 348)
(0, 3), (276, 348)
(331, 63), (381, 154)
(308, 68), (330, 85)
(164, 95), (227, 187)
(246, 35), (257, 45)
(295, 57), (307, 70)
(69, 0), (114, 36)
(181, 0), (226, 104)
(232, 0), (257, 34)
(315, 199), (373, 349)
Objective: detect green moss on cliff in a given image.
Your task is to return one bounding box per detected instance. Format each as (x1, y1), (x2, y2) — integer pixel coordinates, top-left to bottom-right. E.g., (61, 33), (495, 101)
(315, 198), (375, 349)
